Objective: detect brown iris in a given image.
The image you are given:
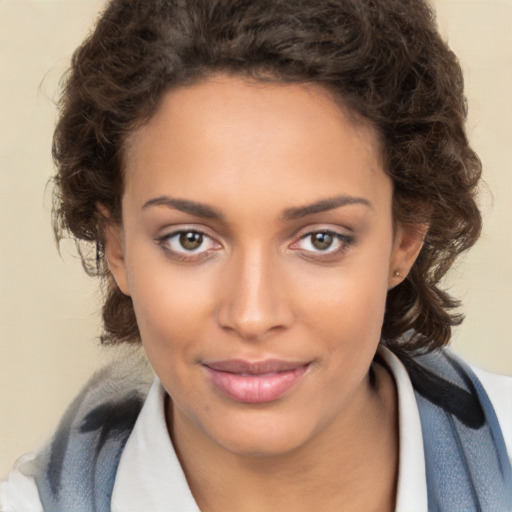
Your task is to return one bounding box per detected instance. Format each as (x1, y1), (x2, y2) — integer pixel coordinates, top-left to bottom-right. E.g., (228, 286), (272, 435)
(311, 232), (333, 250)
(179, 231), (203, 250)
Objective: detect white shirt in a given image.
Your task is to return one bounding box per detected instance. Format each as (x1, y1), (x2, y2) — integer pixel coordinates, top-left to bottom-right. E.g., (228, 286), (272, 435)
(2, 349), (511, 512)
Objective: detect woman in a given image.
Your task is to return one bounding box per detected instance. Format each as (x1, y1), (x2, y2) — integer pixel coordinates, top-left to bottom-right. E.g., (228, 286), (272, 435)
(1, 0), (511, 511)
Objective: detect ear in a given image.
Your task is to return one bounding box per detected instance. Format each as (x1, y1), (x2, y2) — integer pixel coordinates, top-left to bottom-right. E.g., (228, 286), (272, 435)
(388, 223), (427, 289)
(97, 204), (131, 296)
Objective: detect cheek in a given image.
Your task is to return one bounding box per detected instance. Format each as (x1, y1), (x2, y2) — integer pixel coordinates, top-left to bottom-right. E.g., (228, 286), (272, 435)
(126, 256), (217, 358)
(297, 275), (389, 409)
(127, 267), (215, 407)
(296, 242), (392, 361)
(302, 244), (391, 317)
(306, 273), (388, 349)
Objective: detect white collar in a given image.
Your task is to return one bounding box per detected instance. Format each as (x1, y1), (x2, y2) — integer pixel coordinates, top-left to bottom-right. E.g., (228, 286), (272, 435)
(379, 346), (428, 511)
(111, 347), (428, 512)
(111, 379), (200, 512)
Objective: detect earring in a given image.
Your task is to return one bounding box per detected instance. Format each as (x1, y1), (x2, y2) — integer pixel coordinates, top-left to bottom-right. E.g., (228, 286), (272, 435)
(394, 270), (403, 278)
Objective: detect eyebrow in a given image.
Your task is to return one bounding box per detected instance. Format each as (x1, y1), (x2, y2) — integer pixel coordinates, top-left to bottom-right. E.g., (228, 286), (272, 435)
(282, 194), (372, 220)
(142, 193), (371, 221)
(142, 196), (224, 220)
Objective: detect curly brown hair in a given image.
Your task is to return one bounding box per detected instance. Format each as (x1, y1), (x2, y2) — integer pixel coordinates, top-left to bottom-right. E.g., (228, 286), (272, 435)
(52, 0), (482, 352)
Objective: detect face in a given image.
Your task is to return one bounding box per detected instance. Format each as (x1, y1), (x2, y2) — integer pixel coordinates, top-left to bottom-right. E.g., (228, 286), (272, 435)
(106, 75), (422, 457)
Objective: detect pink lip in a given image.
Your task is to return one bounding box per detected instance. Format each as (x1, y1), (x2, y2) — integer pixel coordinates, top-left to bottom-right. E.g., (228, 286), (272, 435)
(203, 359), (310, 403)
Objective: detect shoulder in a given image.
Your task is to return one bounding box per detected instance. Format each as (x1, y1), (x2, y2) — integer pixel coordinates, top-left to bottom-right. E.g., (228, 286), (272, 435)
(471, 365), (512, 459)
(1, 349), (154, 511)
(1, 454), (42, 512)
(395, 345), (512, 462)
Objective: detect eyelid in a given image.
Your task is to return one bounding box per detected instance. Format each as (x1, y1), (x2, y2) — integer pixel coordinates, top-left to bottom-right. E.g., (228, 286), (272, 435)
(288, 227), (355, 258)
(155, 226), (223, 260)
(290, 220), (355, 236)
(155, 223), (221, 244)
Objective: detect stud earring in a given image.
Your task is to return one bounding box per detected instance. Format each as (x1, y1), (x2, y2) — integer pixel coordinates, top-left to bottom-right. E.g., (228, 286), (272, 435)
(394, 270), (403, 278)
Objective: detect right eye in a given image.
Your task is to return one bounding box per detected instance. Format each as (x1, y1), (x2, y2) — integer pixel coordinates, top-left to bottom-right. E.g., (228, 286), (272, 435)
(156, 229), (220, 260)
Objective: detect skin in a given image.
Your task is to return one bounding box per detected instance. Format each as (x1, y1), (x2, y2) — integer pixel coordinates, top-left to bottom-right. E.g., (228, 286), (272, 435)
(104, 75), (424, 511)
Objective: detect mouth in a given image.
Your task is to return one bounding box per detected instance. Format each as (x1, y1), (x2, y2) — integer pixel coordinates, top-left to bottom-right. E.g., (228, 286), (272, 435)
(202, 359), (311, 404)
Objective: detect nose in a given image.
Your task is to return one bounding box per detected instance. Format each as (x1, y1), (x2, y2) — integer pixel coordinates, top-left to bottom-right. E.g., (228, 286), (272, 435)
(215, 248), (294, 341)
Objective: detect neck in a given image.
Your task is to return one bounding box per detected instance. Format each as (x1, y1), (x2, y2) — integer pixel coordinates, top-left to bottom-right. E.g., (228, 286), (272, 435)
(168, 361), (398, 512)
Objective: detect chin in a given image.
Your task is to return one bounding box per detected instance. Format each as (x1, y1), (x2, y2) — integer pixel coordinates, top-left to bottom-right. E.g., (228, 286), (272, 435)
(205, 414), (317, 458)
(221, 435), (308, 459)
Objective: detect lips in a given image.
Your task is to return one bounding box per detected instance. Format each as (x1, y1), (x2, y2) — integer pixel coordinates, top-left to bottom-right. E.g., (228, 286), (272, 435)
(203, 359), (310, 403)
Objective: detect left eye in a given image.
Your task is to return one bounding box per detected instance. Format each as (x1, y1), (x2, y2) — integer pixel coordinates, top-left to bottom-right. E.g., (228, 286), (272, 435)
(295, 231), (351, 254)
(159, 230), (217, 254)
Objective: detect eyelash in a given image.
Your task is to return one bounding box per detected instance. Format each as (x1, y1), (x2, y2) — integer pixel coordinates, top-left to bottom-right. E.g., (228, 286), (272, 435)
(290, 230), (354, 260)
(155, 228), (354, 262)
(155, 229), (220, 262)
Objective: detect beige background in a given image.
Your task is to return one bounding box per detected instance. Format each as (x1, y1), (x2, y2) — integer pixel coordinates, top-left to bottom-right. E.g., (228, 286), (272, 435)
(1, 0), (511, 477)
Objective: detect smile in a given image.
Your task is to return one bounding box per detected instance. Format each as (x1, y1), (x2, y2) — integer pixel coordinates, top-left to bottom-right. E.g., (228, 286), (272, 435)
(203, 359), (310, 404)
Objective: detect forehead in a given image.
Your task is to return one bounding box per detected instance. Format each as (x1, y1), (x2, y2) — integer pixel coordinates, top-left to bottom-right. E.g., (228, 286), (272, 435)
(122, 75), (391, 217)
